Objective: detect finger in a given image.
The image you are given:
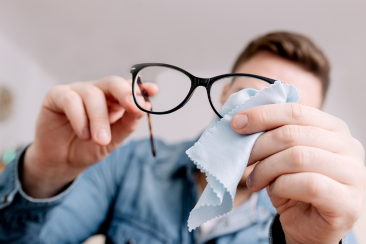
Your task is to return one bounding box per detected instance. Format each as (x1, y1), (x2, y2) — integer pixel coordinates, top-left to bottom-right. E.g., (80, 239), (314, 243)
(267, 172), (360, 223)
(139, 82), (159, 95)
(94, 76), (158, 114)
(44, 85), (90, 140)
(247, 146), (365, 192)
(108, 106), (125, 124)
(231, 103), (350, 136)
(107, 110), (146, 151)
(71, 84), (111, 145)
(248, 125), (363, 166)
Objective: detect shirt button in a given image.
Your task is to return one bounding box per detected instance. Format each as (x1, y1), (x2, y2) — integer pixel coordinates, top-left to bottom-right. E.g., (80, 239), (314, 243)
(224, 220), (230, 226)
(1, 195), (8, 204)
(128, 239), (136, 244)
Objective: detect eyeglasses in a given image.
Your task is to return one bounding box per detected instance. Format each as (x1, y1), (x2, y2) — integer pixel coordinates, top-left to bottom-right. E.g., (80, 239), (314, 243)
(130, 63), (276, 157)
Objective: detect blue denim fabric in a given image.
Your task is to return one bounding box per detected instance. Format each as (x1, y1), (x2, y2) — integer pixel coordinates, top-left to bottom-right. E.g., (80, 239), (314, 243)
(0, 138), (358, 244)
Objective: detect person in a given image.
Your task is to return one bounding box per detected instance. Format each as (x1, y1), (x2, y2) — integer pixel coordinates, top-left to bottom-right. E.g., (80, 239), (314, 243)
(0, 31), (365, 244)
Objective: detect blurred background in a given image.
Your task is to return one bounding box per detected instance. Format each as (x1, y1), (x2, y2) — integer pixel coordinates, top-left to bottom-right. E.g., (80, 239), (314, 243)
(0, 0), (365, 243)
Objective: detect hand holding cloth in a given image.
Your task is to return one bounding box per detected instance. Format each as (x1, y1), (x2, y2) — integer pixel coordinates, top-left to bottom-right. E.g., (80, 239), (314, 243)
(186, 81), (299, 231)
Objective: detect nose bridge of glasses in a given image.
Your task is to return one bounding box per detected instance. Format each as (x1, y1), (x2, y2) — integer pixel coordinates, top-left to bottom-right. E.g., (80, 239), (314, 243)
(195, 77), (210, 87)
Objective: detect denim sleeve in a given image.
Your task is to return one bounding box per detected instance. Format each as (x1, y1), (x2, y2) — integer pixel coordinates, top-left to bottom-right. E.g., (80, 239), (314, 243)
(269, 214), (358, 244)
(0, 142), (136, 244)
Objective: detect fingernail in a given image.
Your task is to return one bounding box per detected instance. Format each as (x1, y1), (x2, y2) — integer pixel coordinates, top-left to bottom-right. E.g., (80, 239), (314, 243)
(82, 127), (90, 139)
(246, 173), (253, 188)
(97, 129), (109, 143)
(233, 114), (248, 129)
(269, 181), (275, 191)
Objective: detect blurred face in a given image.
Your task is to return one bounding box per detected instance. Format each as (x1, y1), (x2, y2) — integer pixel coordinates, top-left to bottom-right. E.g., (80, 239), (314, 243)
(221, 51), (323, 185)
(220, 51), (323, 109)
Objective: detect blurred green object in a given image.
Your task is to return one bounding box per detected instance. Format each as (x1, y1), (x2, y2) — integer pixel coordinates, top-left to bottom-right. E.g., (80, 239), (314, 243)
(3, 150), (16, 164)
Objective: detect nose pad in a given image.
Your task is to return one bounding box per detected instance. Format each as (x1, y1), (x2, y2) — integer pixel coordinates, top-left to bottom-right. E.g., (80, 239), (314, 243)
(179, 89), (196, 108)
(187, 89), (196, 101)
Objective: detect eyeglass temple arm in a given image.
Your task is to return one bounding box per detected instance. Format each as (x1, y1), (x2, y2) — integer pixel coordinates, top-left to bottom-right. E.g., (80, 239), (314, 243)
(137, 76), (156, 157)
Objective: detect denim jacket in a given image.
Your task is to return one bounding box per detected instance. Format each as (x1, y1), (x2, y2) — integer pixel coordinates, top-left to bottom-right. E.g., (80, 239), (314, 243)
(0, 138), (357, 244)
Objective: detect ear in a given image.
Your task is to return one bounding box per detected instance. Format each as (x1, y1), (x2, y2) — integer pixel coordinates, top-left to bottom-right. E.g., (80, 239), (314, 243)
(220, 83), (231, 105)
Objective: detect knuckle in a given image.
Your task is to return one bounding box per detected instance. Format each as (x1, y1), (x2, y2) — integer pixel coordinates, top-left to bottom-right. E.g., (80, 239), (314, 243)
(49, 85), (67, 95)
(105, 76), (131, 95)
(254, 162), (266, 180)
(306, 174), (322, 199)
(83, 85), (103, 98)
(274, 175), (286, 194)
(108, 79), (122, 90)
(286, 103), (304, 121)
(45, 85), (69, 105)
(290, 146), (309, 170)
(258, 107), (270, 124)
(276, 125), (301, 145)
(63, 91), (80, 106)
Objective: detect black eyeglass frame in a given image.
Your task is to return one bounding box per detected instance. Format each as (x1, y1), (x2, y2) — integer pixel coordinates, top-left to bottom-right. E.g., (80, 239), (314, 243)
(131, 63), (277, 119)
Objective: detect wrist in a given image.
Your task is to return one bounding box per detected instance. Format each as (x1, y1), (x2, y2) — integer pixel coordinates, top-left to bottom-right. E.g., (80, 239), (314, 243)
(21, 144), (78, 198)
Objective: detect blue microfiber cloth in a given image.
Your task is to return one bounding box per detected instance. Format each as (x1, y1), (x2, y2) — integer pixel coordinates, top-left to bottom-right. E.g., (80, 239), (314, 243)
(186, 81), (299, 231)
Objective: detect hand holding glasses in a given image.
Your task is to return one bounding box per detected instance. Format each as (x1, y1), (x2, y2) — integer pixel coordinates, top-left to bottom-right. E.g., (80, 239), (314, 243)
(131, 63), (276, 157)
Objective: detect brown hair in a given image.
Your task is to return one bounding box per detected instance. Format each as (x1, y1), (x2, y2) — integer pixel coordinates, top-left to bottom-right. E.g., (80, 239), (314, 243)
(232, 31), (330, 98)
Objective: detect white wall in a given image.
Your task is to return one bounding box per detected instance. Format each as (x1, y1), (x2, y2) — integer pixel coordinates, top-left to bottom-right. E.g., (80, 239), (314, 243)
(0, 0), (365, 242)
(0, 30), (57, 156)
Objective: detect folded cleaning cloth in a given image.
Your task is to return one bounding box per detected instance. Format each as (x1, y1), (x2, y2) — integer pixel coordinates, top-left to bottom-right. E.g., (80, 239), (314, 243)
(186, 80), (299, 231)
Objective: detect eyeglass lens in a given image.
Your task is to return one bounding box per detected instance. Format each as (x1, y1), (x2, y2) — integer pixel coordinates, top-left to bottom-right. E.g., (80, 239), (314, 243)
(133, 66), (191, 113)
(209, 76), (271, 115)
